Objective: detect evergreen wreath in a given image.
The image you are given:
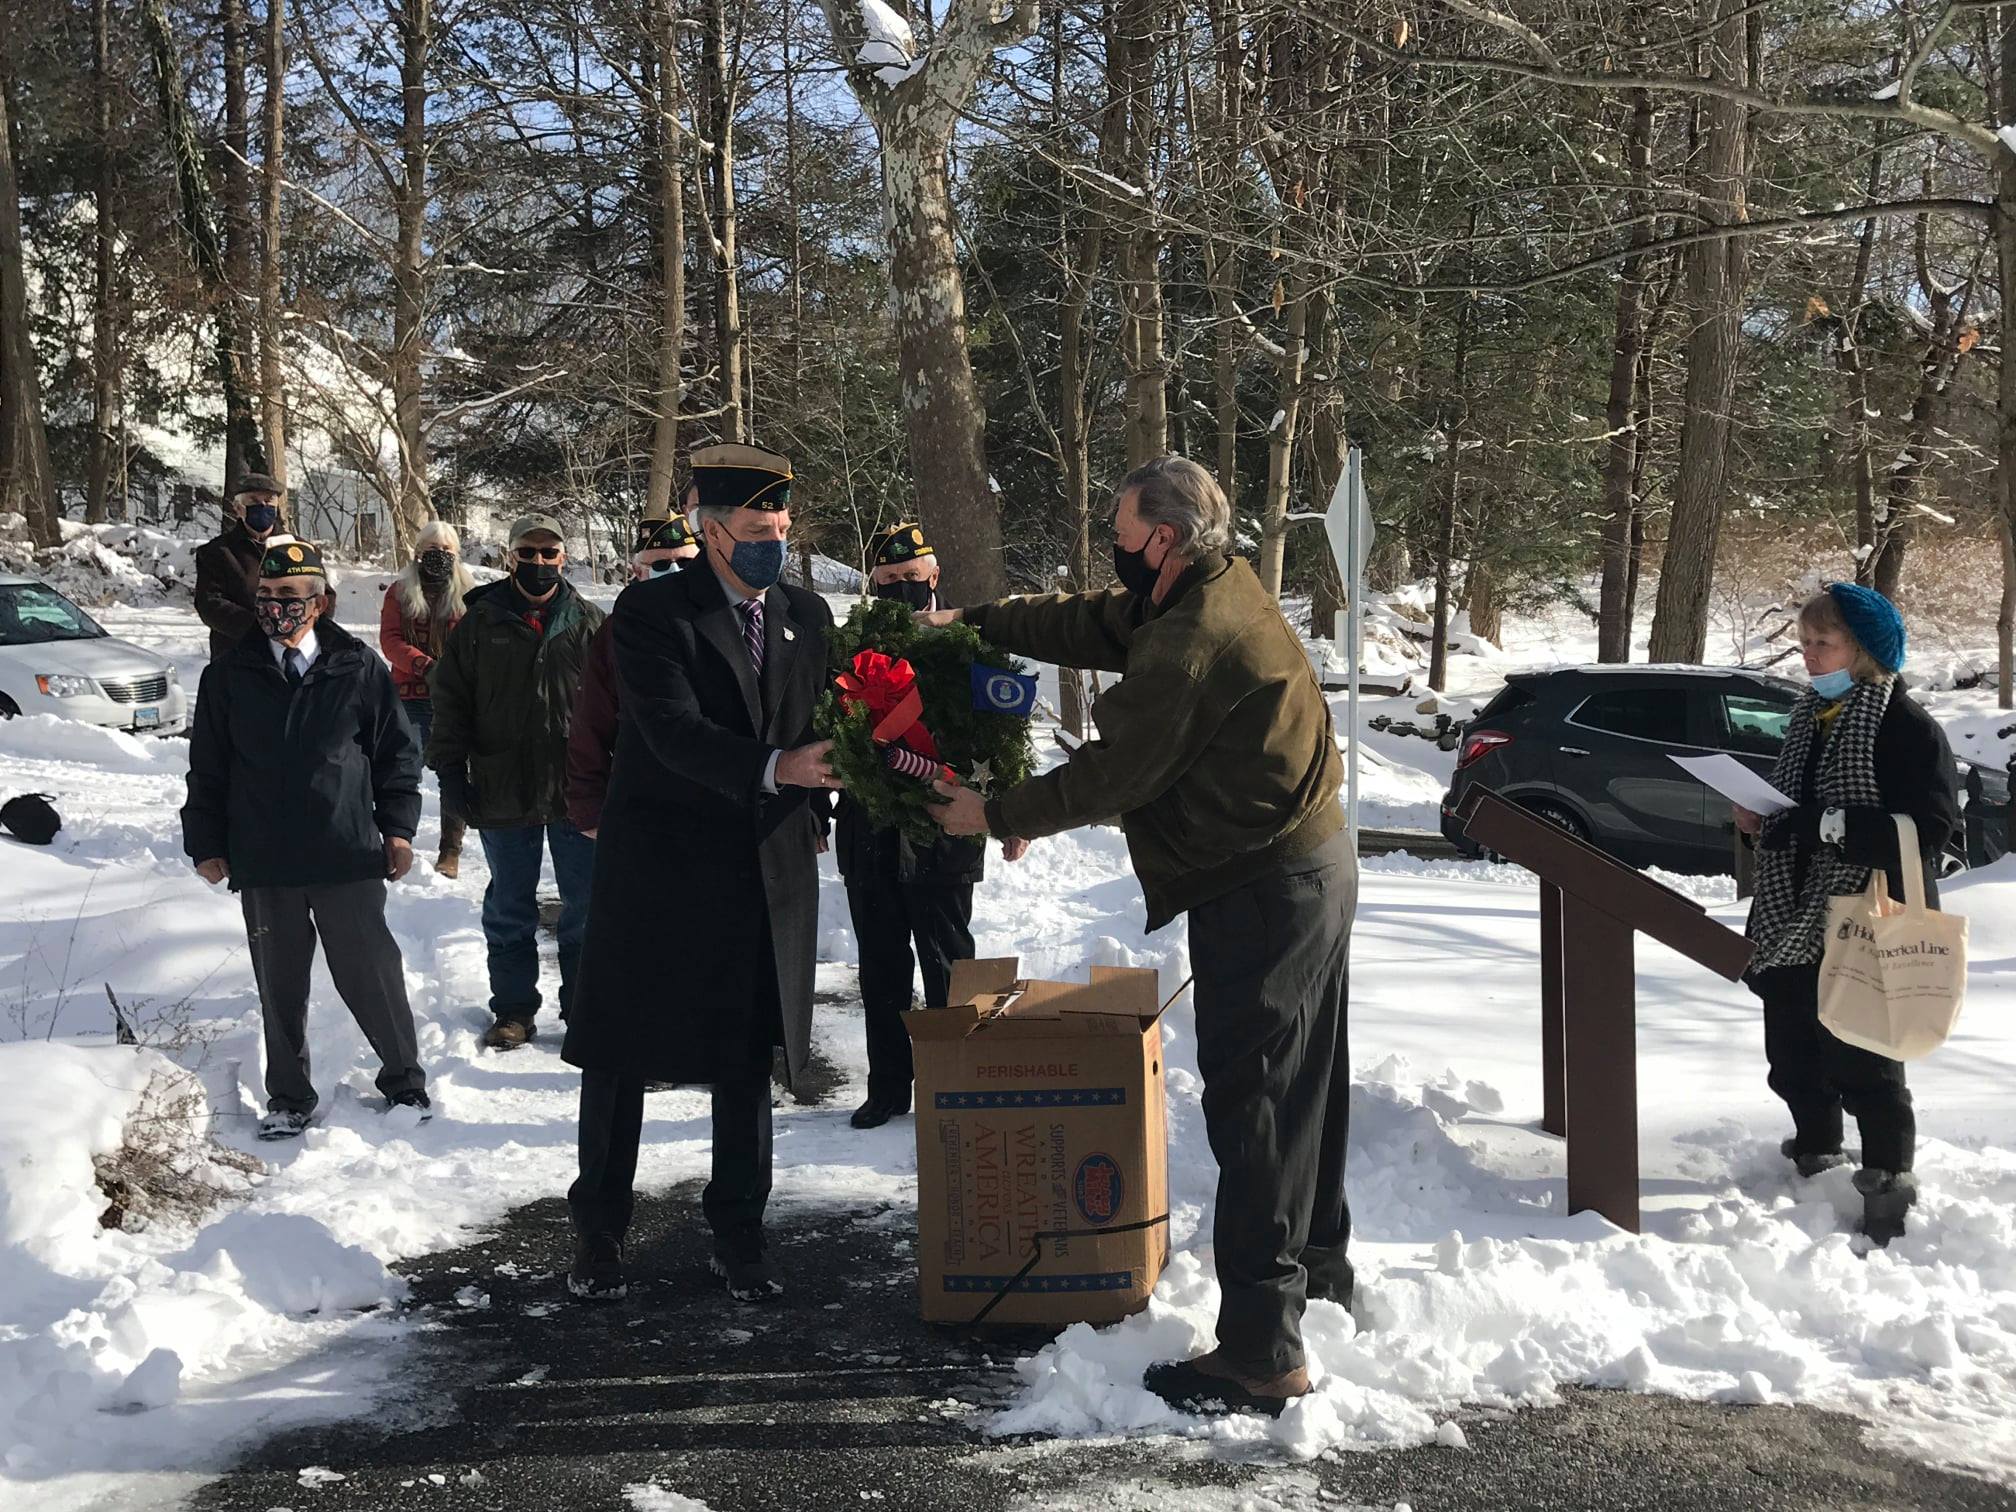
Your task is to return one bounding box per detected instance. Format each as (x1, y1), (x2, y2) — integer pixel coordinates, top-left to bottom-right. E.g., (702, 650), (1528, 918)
(815, 596), (1037, 849)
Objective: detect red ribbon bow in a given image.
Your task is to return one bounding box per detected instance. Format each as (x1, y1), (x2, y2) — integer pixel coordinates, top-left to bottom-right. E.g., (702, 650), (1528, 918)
(835, 649), (941, 760)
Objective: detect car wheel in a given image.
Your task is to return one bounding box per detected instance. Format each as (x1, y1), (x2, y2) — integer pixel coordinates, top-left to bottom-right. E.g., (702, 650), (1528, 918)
(1522, 799), (1591, 843)
(0, 693), (18, 719)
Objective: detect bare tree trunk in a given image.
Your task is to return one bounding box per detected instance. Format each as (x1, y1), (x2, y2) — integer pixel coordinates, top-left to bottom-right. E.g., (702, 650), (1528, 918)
(1115, 0), (1166, 466)
(883, 129), (1004, 598)
(645, 0), (686, 517)
(1306, 367), (1347, 639)
(815, 0), (1036, 605)
(706, 0), (743, 443)
(219, 0), (258, 488)
(1429, 292), (1474, 694)
(0, 79), (58, 546)
(1837, 135), (1886, 583)
(1466, 555), (1502, 645)
(1255, 283), (1308, 600)
(1648, 3), (1751, 663)
(86, 0), (119, 524)
(1595, 86), (1652, 662)
(391, 0), (430, 554)
(2000, 11), (2016, 707)
(141, 0), (264, 490)
(259, 0), (287, 483)
(2000, 515), (2016, 711)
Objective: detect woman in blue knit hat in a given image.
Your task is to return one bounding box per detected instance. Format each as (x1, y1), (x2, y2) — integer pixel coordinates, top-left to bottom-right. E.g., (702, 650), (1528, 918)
(1733, 582), (1958, 1244)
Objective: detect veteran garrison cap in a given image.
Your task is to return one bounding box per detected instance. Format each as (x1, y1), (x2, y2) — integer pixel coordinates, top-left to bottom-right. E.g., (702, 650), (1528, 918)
(689, 443), (792, 513)
(638, 513), (699, 553)
(870, 521), (932, 569)
(260, 539), (324, 578)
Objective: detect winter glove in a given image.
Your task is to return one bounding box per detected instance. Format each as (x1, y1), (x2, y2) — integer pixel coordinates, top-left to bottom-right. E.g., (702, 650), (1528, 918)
(1760, 804), (1822, 852)
(438, 766), (474, 826)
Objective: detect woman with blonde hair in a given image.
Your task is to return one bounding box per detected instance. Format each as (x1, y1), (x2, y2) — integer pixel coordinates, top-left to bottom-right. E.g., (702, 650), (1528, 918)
(1734, 582), (1957, 1244)
(380, 520), (477, 876)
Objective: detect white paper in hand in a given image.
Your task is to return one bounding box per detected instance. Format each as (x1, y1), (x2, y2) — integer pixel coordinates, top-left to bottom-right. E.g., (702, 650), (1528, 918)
(1670, 753), (1796, 815)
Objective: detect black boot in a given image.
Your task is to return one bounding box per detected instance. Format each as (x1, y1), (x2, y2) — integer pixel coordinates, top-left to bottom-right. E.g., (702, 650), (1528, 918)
(1780, 1136), (1850, 1179)
(1853, 1168), (1919, 1247)
(567, 1234), (627, 1301)
(850, 1094), (909, 1130)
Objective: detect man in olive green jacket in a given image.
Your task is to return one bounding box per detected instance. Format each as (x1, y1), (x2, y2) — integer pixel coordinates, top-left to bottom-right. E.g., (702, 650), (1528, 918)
(926, 455), (1352, 1417)
(427, 513), (605, 1049)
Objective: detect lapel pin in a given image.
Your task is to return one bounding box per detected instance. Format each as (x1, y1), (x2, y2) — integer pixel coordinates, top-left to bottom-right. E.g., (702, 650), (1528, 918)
(783, 627), (796, 642)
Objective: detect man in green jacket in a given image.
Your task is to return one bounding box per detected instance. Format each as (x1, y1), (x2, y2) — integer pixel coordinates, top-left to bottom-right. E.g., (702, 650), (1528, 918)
(427, 513), (605, 1050)
(924, 455), (1352, 1417)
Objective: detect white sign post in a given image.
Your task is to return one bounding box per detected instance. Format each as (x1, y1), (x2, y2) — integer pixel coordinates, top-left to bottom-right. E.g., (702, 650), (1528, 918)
(1291, 450), (1377, 848)
(1325, 450), (1375, 848)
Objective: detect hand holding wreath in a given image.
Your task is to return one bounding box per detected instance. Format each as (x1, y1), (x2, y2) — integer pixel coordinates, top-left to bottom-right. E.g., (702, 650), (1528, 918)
(815, 597), (1036, 851)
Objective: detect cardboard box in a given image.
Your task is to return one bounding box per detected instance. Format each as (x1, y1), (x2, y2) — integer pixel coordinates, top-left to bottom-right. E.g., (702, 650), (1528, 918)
(904, 957), (1170, 1327)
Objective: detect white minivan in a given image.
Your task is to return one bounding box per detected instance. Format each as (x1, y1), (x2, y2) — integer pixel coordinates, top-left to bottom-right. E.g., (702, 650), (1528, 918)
(0, 573), (188, 735)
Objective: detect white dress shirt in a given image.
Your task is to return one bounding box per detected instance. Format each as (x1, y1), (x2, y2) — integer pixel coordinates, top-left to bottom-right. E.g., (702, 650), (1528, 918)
(268, 625), (322, 675)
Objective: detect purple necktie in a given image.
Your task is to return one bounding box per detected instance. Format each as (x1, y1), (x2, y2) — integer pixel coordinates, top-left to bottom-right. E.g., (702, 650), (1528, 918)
(740, 597), (765, 677)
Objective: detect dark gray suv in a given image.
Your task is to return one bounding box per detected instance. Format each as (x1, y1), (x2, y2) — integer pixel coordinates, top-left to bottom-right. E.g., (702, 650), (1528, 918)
(1439, 666), (1804, 874)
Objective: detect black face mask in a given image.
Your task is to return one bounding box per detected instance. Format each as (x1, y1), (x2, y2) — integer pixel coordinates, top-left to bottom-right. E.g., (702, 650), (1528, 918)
(514, 560), (560, 596)
(872, 578), (935, 612)
(418, 549), (453, 582)
(1112, 538), (1162, 597)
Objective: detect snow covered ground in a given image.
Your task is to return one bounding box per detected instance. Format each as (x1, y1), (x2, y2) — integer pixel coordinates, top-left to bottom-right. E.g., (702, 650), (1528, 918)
(1, 563), (2014, 1509)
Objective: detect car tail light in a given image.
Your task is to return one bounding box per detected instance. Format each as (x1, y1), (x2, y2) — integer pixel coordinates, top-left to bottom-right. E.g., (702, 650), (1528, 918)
(1457, 728), (1513, 769)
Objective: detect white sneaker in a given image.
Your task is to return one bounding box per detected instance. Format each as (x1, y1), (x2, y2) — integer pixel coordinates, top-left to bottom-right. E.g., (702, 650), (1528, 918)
(257, 1109), (312, 1141)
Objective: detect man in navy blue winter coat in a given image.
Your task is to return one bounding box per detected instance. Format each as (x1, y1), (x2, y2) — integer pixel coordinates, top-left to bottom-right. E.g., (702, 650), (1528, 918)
(181, 540), (431, 1140)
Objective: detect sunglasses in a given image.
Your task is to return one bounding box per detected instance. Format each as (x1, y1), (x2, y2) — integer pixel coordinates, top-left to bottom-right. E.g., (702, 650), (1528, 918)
(514, 545), (563, 562)
(648, 559), (678, 575)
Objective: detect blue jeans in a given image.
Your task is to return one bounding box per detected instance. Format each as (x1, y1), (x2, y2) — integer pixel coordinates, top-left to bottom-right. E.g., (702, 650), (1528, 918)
(477, 821), (594, 1024)
(404, 698), (433, 748)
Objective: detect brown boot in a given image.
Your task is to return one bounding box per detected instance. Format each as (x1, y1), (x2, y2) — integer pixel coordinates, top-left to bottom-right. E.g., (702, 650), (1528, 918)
(436, 818), (466, 879)
(481, 1019), (534, 1051)
(1144, 1349), (1311, 1418)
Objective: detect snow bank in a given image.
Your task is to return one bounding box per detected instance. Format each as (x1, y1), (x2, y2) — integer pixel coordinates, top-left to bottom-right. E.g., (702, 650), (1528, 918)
(1, 714), (173, 775)
(995, 1058), (2016, 1472)
(0, 1040), (398, 1464)
(0, 1042), (164, 1262)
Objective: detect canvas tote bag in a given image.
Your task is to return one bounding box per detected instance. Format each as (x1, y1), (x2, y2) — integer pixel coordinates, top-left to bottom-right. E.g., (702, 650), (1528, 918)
(1819, 814), (1968, 1060)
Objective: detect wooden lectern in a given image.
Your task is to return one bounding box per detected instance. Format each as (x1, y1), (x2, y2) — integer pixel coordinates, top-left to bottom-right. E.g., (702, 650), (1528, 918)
(1458, 789), (1755, 1232)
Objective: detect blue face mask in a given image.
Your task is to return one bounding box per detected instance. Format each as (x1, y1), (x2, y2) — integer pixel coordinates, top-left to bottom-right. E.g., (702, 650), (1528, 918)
(720, 531), (787, 592)
(243, 503), (279, 533)
(1811, 667), (1855, 701)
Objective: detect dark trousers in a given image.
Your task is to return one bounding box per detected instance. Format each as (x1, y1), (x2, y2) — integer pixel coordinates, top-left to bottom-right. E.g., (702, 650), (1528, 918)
(1187, 829), (1356, 1377)
(402, 700), (465, 856)
(568, 1064), (774, 1252)
(1754, 964), (1915, 1172)
(846, 873), (975, 1106)
(242, 879), (426, 1115)
(476, 821), (594, 1024)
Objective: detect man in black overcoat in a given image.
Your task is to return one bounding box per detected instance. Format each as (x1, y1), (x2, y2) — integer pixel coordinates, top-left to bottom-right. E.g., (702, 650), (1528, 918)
(561, 443), (839, 1305)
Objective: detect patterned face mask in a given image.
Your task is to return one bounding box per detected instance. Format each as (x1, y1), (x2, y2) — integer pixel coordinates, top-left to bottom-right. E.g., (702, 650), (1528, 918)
(255, 594), (315, 641)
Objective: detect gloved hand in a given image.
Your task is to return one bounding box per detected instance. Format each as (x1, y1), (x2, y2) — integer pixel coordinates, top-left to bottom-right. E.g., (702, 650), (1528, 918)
(438, 766), (474, 826)
(1760, 804), (1822, 852)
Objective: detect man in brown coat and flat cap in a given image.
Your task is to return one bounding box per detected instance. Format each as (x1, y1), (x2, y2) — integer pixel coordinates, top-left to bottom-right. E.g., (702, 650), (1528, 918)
(194, 474), (287, 658)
